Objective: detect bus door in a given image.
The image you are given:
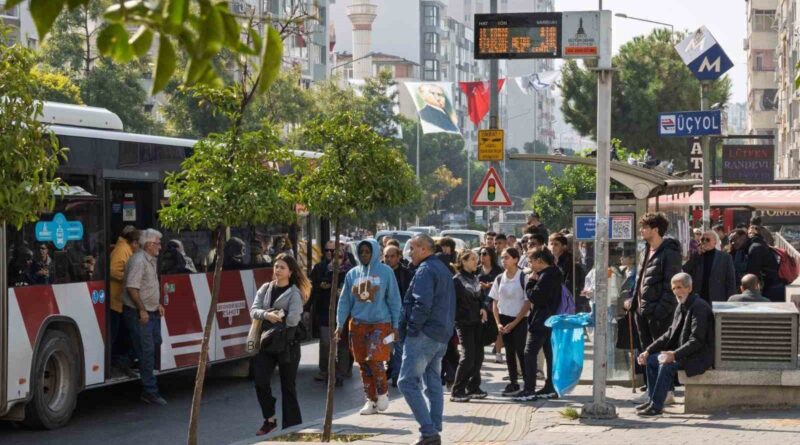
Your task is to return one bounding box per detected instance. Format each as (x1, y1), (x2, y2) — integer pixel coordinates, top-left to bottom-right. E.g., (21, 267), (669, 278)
(104, 177), (160, 375)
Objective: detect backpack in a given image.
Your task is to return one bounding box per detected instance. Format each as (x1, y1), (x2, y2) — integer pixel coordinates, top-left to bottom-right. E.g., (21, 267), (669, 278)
(494, 271), (527, 293)
(771, 246), (800, 285)
(556, 284), (576, 315)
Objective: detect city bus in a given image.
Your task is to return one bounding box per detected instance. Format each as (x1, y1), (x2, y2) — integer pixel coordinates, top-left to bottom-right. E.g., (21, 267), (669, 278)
(0, 102), (322, 429)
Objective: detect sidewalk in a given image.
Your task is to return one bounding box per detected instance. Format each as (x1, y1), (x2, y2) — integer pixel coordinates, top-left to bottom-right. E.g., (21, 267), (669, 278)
(233, 356), (800, 445)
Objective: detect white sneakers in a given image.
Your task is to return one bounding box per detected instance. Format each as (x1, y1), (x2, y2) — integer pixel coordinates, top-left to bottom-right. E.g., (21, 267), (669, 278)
(360, 400), (378, 415)
(376, 393), (390, 412)
(361, 394), (389, 415)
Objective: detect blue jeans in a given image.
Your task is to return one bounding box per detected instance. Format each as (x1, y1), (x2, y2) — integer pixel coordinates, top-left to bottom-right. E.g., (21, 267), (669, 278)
(388, 338), (404, 381)
(122, 306), (162, 395)
(645, 354), (681, 410)
(398, 332), (448, 438)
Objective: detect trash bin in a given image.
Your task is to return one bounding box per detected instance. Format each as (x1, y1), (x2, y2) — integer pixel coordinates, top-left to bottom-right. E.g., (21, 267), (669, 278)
(545, 312), (593, 396)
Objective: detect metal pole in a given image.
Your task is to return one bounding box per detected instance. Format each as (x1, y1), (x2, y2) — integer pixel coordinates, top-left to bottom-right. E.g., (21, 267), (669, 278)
(581, 9), (616, 419)
(489, 0), (498, 130)
(416, 119), (421, 226)
(701, 81), (711, 230)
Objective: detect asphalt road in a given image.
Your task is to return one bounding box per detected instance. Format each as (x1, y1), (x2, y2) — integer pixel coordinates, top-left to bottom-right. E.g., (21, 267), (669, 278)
(0, 342), (372, 445)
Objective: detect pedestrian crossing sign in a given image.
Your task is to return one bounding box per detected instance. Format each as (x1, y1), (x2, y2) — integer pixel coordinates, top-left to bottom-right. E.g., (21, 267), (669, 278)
(472, 167), (512, 207)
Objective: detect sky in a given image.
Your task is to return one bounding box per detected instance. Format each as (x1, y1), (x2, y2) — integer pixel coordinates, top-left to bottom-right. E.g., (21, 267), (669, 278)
(330, 0), (749, 104)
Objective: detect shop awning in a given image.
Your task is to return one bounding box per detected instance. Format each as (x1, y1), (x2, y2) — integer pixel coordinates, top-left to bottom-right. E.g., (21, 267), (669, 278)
(656, 188), (800, 210)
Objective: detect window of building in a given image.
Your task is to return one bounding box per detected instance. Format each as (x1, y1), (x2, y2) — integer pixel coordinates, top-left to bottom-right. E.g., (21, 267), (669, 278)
(423, 59), (439, 80)
(423, 4), (439, 27)
(753, 49), (776, 71)
(752, 9), (777, 32)
(424, 32), (439, 55)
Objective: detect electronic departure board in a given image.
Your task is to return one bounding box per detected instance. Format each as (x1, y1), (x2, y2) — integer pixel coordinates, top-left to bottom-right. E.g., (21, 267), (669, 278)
(474, 12), (562, 59)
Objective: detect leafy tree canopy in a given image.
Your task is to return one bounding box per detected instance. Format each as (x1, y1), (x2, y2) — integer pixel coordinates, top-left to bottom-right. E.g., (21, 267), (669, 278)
(560, 29), (731, 169)
(30, 67), (83, 104)
(1, 31), (68, 228)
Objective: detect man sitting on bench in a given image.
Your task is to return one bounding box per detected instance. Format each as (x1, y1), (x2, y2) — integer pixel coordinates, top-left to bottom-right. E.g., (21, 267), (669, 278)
(636, 272), (715, 417)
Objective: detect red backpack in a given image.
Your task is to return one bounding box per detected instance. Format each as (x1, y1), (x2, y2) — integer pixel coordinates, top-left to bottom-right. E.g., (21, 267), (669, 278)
(770, 247), (800, 285)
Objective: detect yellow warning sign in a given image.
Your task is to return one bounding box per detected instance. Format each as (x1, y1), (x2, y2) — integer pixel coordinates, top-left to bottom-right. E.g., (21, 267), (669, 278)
(478, 129), (504, 161)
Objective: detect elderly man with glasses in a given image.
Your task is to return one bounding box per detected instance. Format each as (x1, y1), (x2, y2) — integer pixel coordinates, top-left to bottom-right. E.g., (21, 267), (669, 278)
(682, 230), (737, 304)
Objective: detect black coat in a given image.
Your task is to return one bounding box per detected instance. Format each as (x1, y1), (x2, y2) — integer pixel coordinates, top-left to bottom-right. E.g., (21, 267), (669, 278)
(525, 266), (563, 333)
(453, 271), (484, 326)
(392, 264), (414, 297)
(310, 259), (346, 326)
(746, 236), (781, 290)
(633, 238), (683, 322)
(646, 293), (715, 377)
(682, 249), (737, 303)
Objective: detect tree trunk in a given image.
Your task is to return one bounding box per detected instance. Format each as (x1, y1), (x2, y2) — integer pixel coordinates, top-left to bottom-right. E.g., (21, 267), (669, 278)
(187, 226), (226, 445)
(321, 220), (341, 442)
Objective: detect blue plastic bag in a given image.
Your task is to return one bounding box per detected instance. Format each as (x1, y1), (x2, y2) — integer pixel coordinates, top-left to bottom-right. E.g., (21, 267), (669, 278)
(544, 313), (593, 396)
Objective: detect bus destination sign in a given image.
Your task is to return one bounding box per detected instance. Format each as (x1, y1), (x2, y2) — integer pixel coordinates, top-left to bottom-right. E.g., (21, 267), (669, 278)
(474, 12), (562, 59)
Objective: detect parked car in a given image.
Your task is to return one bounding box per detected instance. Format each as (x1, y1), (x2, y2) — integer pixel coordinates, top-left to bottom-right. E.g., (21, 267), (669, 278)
(375, 230), (420, 247)
(402, 237), (466, 262)
(439, 229), (485, 250)
(407, 225), (439, 236)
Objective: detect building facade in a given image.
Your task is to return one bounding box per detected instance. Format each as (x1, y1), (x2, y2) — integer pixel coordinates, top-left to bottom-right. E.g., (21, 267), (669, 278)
(775, 0), (800, 178)
(1, 0), (37, 48)
(745, 0), (779, 137)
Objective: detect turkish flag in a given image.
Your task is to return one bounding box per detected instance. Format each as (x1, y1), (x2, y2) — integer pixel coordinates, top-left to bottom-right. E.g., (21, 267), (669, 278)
(459, 79), (505, 126)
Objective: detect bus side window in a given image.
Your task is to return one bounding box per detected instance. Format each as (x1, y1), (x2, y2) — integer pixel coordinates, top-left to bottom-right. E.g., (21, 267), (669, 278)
(159, 230), (211, 274)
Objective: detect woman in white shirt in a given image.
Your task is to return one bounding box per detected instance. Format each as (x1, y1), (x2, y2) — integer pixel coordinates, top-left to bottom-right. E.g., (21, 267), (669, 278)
(489, 247), (531, 397)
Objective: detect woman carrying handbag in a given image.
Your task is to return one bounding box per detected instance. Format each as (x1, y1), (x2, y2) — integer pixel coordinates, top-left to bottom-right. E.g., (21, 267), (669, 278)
(250, 253), (311, 436)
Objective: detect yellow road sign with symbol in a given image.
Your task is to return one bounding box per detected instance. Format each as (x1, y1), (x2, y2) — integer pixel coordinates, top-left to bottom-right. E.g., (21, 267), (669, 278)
(478, 129), (504, 161)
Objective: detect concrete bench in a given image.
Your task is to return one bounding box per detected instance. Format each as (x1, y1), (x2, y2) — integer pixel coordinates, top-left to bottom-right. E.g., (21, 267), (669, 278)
(678, 368), (800, 413)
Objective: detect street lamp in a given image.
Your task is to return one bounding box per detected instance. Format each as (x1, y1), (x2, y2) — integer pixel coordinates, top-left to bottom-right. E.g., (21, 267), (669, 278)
(615, 13), (674, 35)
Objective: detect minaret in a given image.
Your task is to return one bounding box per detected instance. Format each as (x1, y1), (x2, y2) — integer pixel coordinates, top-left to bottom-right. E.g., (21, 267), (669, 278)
(347, 0), (377, 79)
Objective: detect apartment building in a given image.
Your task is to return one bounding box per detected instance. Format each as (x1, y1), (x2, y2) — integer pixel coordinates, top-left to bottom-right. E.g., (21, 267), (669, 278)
(774, 0), (800, 178)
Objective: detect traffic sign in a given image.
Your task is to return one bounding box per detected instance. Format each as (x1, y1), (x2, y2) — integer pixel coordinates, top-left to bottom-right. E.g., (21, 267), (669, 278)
(471, 167), (512, 207)
(478, 129), (504, 161)
(658, 110), (723, 137)
(674, 26), (733, 81)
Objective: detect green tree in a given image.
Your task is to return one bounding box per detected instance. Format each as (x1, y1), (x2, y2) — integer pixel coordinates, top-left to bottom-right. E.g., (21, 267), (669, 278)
(38, 0), (106, 77)
(30, 67), (83, 104)
(296, 111), (417, 442)
(560, 29), (731, 169)
(155, 14), (286, 445)
(1, 30), (69, 229)
(530, 164), (596, 232)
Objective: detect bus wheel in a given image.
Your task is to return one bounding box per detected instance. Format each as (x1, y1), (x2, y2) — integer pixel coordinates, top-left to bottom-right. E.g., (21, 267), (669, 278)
(23, 330), (79, 429)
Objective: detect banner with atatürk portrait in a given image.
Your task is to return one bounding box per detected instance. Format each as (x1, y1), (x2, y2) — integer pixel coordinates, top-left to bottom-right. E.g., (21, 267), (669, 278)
(405, 82), (461, 135)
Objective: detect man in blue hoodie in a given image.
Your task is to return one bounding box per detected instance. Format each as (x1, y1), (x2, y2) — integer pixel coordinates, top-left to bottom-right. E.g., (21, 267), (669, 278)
(336, 239), (402, 415)
(398, 234), (456, 445)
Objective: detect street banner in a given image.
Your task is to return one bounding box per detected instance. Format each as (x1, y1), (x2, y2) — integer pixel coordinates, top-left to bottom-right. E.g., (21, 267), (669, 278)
(722, 145), (775, 184)
(472, 167), (512, 206)
(405, 82), (461, 135)
(459, 79), (506, 126)
(658, 110), (723, 137)
(515, 70), (560, 94)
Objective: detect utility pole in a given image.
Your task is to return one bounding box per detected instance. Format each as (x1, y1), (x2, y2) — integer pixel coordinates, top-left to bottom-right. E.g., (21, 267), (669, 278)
(581, 8), (616, 420)
(701, 81), (711, 230)
(489, 0), (498, 227)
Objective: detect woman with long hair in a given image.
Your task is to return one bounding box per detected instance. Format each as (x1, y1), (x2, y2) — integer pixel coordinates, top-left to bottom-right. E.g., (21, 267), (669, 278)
(250, 253), (311, 436)
(489, 247), (530, 397)
(477, 247), (503, 363)
(451, 250), (488, 402)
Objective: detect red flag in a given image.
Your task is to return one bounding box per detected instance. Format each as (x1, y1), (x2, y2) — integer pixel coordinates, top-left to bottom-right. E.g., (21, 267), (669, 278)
(459, 79), (505, 126)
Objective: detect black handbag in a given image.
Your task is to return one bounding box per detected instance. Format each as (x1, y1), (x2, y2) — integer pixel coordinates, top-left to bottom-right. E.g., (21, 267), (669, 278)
(481, 318), (499, 347)
(260, 320), (288, 354)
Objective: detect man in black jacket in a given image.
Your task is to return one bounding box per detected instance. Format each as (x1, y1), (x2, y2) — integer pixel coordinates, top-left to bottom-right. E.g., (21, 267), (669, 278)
(626, 213), (683, 351)
(637, 273), (714, 416)
(682, 230), (737, 303)
(311, 241), (349, 386)
(514, 248), (562, 401)
(745, 228), (785, 302)
(384, 245), (414, 385)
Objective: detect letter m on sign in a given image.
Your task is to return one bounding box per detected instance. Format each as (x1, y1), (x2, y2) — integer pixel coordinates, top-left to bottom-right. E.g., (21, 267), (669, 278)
(686, 43), (733, 81)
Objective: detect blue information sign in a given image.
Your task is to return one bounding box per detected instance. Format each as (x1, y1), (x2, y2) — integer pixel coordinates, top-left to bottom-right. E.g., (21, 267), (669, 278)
(658, 110), (722, 137)
(674, 26), (733, 82)
(35, 213), (84, 250)
(575, 214), (635, 241)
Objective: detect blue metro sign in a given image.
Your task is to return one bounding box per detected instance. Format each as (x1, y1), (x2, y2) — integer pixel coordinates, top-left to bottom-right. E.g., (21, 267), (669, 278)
(674, 26), (733, 81)
(658, 110), (723, 137)
(35, 213), (84, 250)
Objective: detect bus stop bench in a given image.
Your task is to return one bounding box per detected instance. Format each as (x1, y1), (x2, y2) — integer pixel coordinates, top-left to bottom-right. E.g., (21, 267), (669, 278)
(678, 369), (800, 413)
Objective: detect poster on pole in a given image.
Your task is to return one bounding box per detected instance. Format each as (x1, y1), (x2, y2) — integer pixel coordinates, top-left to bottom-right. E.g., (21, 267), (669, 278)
(405, 82), (461, 135)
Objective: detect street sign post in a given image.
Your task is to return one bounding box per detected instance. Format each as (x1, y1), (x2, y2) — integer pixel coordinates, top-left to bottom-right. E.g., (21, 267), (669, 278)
(657, 110), (723, 137)
(471, 167), (512, 206)
(674, 26), (732, 230)
(478, 129), (505, 161)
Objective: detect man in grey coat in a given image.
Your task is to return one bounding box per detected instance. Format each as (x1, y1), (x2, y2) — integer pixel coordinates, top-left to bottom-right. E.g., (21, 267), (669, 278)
(728, 274), (770, 302)
(682, 230), (737, 304)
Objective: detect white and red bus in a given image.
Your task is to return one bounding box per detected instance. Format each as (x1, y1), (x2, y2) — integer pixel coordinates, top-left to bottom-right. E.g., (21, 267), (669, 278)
(0, 102), (322, 428)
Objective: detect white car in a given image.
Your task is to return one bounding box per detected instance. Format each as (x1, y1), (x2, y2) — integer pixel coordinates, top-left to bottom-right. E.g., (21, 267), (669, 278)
(375, 230), (420, 247)
(407, 226), (439, 236)
(439, 229), (486, 250)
